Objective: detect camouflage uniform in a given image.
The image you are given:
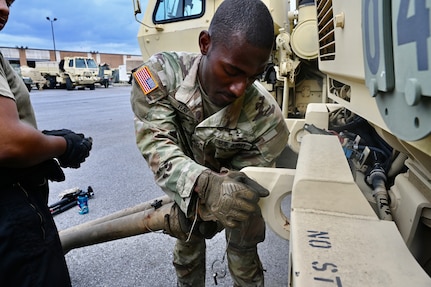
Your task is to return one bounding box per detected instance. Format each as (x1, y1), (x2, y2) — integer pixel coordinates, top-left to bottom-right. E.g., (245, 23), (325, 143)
(131, 52), (288, 286)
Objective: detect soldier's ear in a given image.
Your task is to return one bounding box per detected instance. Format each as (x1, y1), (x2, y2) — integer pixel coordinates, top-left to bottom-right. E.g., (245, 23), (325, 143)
(198, 30), (211, 55)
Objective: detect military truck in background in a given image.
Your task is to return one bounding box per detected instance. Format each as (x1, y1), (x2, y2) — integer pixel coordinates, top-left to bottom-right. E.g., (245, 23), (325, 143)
(10, 63), (34, 92)
(20, 65), (47, 90)
(19, 71), (33, 92)
(34, 56), (100, 90)
(98, 63), (112, 88)
(57, 1), (431, 286)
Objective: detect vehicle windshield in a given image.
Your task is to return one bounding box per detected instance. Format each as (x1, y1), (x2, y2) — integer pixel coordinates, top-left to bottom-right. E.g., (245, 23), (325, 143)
(74, 58), (98, 69)
(75, 58), (87, 68)
(86, 59), (98, 69)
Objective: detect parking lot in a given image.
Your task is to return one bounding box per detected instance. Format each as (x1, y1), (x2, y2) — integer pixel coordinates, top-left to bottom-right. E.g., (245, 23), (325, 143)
(30, 85), (290, 287)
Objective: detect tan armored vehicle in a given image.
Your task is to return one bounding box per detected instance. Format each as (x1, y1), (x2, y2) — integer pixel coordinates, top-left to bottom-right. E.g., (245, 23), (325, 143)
(35, 56), (100, 90)
(98, 63), (112, 88)
(20, 65), (47, 90)
(59, 1), (431, 286)
(12, 66), (32, 92)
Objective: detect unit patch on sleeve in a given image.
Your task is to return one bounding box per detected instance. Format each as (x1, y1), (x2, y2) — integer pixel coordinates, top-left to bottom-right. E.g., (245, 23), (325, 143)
(134, 66), (159, 94)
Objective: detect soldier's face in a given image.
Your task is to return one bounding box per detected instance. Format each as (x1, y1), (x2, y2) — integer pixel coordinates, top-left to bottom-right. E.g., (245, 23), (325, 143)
(0, 0), (12, 31)
(198, 31), (270, 108)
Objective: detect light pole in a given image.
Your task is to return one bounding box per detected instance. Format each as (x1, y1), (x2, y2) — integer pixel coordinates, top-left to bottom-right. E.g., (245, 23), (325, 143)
(46, 16), (57, 61)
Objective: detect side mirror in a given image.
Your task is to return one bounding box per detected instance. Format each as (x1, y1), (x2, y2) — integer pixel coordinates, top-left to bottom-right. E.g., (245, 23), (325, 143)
(133, 0), (142, 16)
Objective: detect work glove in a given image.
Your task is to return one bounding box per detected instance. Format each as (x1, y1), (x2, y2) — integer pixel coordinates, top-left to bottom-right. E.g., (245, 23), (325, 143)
(42, 129), (92, 168)
(195, 169), (269, 229)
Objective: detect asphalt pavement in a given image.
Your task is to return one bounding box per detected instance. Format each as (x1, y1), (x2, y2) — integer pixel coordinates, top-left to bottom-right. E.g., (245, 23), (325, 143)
(29, 84), (291, 287)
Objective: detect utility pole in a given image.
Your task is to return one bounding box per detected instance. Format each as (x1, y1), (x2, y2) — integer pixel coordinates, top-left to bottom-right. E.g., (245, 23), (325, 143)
(46, 17), (58, 61)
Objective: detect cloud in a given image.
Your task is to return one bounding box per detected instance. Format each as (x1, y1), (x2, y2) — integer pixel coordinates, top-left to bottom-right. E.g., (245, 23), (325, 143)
(0, 34), (48, 49)
(2, 0), (147, 55)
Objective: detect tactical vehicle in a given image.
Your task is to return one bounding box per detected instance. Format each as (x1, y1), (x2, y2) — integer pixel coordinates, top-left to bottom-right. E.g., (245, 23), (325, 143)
(20, 65), (48, 90)
(11, 64), (34, 92)
(34, 56), (100, 90)
(59, 1), (431, 286)
(98, 63), (112, 88)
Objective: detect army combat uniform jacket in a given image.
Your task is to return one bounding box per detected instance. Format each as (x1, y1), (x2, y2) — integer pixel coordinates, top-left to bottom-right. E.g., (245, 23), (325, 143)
(131, 52), (289, 215)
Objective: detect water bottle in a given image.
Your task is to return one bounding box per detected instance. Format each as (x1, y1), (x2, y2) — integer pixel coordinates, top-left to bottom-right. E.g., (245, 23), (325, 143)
(77, 194), (89, 214)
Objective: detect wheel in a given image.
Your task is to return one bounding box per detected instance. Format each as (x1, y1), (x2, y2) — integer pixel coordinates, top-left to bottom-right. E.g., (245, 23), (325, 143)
(89, 84), (95, 90)
(103, 80), (109, 88)
(25, 84), (32, 92)
(45, 76), (57, 89)
(66, 77), (74, 90)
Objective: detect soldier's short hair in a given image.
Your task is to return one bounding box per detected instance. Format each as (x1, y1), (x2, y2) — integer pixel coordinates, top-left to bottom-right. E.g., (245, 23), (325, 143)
(208, 0), (274, 50)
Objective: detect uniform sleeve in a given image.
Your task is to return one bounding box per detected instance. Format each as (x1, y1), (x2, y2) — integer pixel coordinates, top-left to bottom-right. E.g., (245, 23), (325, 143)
(230, 83), (289, 170)
(0, 55), (16, 100)
(0, 54), (37, 127)
(0, 72), (14, 100)
(130, 74), (206, 216)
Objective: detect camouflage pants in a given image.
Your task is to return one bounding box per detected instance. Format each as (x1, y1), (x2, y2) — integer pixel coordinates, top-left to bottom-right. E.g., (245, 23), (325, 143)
(173, 213), (265, 287)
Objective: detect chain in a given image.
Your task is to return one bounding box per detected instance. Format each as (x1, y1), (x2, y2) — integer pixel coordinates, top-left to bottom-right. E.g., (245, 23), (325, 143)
(211, 230), (230, 285)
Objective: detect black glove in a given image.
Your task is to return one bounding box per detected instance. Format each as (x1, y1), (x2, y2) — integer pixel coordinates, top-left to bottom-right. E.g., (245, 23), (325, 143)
(42, 129), (92, 168)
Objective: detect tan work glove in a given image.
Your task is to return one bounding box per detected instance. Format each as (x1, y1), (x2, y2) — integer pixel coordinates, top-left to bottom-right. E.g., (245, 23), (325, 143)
(195, 169), (269, 228)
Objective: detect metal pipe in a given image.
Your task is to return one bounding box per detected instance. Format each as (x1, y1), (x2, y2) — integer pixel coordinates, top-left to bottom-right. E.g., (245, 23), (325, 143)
(65, 195), (171, 230)
(387, 152), (408, 178)
(59, 196), (173, 254)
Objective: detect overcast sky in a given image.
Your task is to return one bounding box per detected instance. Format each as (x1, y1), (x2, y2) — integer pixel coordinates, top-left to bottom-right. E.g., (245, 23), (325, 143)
(1, 0), (149, 55)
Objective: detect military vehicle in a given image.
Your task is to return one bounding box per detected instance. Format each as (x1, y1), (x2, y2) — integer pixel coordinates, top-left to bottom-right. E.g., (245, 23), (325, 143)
(98, 63), (112, 88)
(59, 1), (431, 286)
(34, 56), (100, 90)
(20, 73), (33, 92)
(20, 65), (48, 90)
(10, 64), (34, 92)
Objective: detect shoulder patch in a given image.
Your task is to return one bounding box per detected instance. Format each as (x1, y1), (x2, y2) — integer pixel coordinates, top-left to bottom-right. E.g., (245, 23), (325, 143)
(134, 66), (159, 94)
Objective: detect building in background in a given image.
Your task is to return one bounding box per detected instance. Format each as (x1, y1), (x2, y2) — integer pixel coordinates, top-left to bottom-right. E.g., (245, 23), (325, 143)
(0, 46), (144, 80)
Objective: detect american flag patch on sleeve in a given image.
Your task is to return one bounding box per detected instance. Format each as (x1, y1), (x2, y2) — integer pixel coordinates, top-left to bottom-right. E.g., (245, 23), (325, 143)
(133, 66), (159, 94)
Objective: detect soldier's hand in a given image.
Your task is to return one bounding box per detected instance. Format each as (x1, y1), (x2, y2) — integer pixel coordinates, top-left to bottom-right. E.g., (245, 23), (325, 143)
(195, 169), (269, 228)
(42, 129), (92, 168)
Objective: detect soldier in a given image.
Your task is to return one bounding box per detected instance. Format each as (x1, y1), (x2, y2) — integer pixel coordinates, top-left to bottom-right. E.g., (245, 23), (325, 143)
(130, 0), (288, 286)
(0, 0), (92, 286)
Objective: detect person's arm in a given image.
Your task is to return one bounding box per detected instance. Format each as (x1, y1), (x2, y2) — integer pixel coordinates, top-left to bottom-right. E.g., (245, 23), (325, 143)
(0, 96), (67, 167)
(131, 80), (207, 215)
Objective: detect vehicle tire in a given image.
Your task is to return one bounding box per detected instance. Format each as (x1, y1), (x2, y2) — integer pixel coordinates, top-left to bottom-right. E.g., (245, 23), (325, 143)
(89, 84), (95, 90)
(46, 76), (57, 89)
(104, 80), (109, 88)
(66, 77), (74, 90)
(26, 84), (32, 92)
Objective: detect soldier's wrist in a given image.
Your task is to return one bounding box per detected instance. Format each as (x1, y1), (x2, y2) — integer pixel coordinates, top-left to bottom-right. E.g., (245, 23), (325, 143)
(194, 169), (212, 199)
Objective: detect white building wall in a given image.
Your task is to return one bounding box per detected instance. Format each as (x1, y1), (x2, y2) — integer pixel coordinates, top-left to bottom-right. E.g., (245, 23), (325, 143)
(25, 49), (50, 61)
(0, 47), (20, 59)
